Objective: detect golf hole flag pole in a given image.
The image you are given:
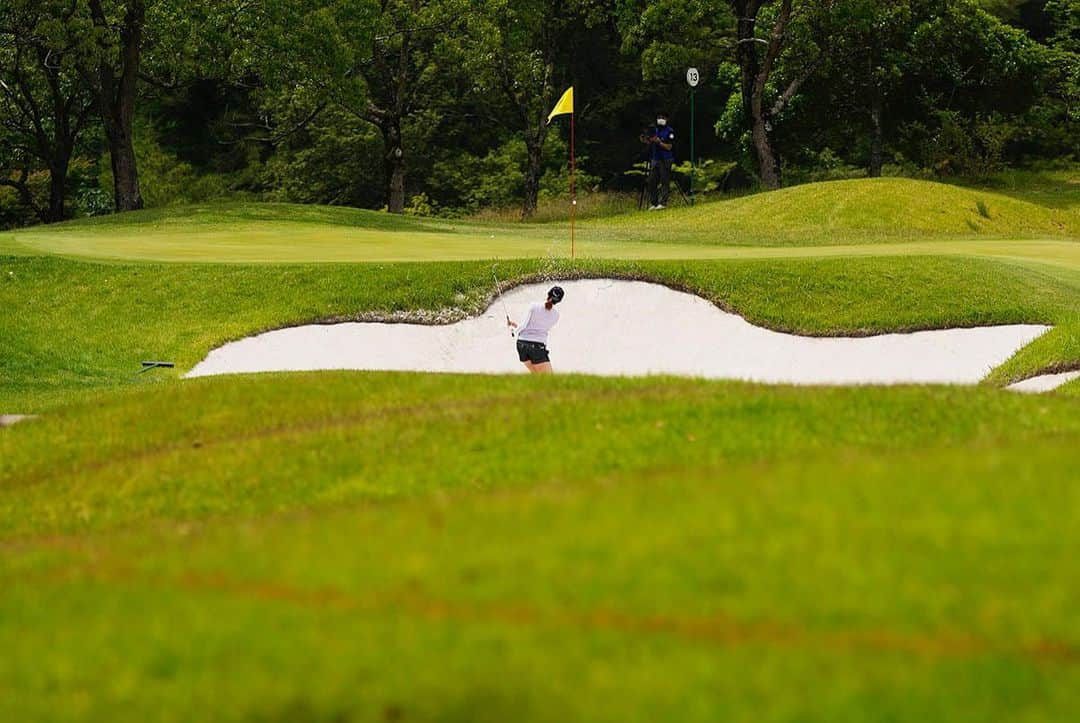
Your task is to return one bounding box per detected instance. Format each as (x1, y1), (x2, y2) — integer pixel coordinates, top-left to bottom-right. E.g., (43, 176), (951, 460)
(547, 86), (575, 260)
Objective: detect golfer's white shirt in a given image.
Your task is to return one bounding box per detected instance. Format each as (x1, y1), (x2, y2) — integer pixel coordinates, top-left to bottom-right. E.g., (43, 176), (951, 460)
(517, 303), (559, 344)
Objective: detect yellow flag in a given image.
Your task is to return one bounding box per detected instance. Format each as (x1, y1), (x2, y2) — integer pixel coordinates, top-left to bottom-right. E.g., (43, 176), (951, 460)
(546, 86), (574, 124)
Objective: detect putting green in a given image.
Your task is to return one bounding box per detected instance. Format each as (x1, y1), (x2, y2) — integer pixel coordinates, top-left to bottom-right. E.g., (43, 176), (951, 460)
(3, 222), (1079, 273)
(2, 177), (1076, 264)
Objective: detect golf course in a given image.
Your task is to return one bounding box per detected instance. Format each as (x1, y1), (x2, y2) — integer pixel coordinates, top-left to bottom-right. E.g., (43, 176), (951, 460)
(2, 173), (1079, 721)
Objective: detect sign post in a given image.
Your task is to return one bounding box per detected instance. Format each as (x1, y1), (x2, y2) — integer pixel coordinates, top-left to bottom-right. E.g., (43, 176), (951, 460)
(686, 67), (699, 205)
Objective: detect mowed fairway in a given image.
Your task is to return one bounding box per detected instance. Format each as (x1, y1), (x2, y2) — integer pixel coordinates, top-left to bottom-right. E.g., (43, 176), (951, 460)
(2, 178), (1079, 722)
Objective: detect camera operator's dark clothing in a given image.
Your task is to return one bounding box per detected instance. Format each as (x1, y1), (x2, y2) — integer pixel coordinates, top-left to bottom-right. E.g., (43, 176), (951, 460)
(648, 158), (673, 207)
(648, 126), (675, 162)
(644, 124), (675, 207)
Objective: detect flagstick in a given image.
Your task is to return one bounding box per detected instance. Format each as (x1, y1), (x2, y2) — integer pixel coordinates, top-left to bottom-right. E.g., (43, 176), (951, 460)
(570, 110), (576, 261)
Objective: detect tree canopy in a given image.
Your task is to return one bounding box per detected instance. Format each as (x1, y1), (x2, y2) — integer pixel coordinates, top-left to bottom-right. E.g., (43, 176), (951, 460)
(1, 0), (1075, 227)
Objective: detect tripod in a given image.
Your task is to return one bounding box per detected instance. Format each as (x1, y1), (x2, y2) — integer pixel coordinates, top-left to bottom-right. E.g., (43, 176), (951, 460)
(636, 157), (693, 210)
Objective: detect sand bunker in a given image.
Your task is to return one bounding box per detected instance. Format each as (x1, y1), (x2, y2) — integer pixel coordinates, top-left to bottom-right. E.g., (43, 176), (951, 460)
(187, 279), (1049, 385)
(1007, 370), (1080, 393)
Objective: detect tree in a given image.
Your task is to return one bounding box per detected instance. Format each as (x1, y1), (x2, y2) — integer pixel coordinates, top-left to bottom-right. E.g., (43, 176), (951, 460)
(901, 1), (1043, 173)
(0, 0), (96, 222)
(816, 0), (914, 176)
(789, 0), (1047, 177)
(2, 0), (1073, 228)
(241, 0), (461, 213)
(1040, 0), (1079, 154)
(351, 1), (464, 213)
(76, 0), (148, 212)
(465, 1), (583, 219)
(1046, 0), (1079, 53)
(618, 0), (732, 190)
(979, 0), (1054, 40)
(728, 0), (832, 189)
(638, 1), (833, 188)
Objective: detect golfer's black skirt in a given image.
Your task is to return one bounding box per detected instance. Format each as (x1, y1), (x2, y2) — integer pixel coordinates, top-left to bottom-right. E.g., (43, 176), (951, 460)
(517, 339), (550, 364)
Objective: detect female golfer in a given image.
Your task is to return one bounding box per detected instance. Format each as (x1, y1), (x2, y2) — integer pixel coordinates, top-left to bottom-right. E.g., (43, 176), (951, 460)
(508, 286), (565, 374)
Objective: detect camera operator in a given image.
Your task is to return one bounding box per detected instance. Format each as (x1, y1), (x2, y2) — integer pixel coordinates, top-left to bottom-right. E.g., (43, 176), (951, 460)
(640, 112), (675, 210)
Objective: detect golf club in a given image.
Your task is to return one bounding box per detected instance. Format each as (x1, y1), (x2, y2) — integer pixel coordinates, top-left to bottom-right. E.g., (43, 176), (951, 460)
(491, 265), (515, 337)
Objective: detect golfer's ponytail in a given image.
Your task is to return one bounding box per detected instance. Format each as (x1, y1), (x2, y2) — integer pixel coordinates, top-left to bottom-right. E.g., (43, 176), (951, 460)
(545, 286), (564, 310)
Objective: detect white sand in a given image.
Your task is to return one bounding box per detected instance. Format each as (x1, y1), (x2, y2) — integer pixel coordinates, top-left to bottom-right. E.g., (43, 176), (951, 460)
(187, 279), (1050, 386)
(0, 414), (37, 428)
(1006, 370), (1080, 394)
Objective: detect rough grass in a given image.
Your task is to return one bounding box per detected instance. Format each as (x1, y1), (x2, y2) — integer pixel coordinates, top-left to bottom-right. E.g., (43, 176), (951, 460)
(947, 166), (1080, 210)
(467, 190), (643, 223)
(4, 254), (1080, 411)
(2, 374), (1078, 721)
(4, 373), (1080, 538)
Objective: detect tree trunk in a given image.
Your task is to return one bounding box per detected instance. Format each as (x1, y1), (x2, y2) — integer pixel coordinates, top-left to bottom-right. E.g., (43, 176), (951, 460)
(868, 91), (884, 178)
(734, 3), (760, 171)
(734, 0), (784, 190)
(751, 115), (781, 190)
(387, 155), (406, 213)
(734, 3), (761, 142)
(46, 159), (69, 223)
(87, 0), (144, 212)
(383, 121), (406, 214)
(521, 136), (544, 220)
(106, 123), (143, 211)
(45, 127), (73, 222)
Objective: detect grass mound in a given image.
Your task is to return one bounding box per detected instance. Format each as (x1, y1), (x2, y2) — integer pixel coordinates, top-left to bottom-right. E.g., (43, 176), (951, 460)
(606, 178), (1079, 244)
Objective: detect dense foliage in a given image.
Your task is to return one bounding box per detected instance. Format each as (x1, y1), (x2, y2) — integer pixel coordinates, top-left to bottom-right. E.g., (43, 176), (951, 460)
(1, 0), (1076, 226)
